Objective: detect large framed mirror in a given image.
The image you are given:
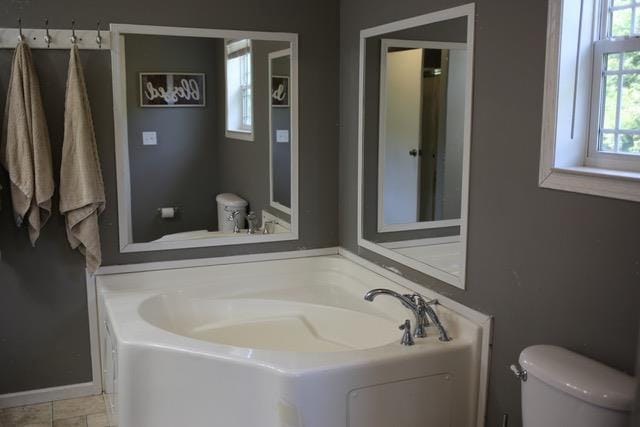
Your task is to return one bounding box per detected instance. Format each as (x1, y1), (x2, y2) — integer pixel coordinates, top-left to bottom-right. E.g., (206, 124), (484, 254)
(357, 5), (474, 288)
(110, 25), (298, 252)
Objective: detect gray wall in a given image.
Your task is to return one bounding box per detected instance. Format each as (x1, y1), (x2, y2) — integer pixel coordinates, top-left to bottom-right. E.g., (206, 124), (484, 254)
(0, 0), (338, 394)
(340, 1), (640, 426)
(0, 48), (108, 394)
(218, 40), (290, 217)
(125, 35), (221, 242)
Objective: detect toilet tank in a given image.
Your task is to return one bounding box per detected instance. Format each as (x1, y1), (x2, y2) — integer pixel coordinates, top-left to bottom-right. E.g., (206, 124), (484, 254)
(519, 345), (635, 427)
(216, 193), (248, 232)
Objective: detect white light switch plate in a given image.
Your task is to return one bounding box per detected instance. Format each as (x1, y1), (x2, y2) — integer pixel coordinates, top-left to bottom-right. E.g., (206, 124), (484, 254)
(276, 130), (289, 143)
(143, 131), (157, 145)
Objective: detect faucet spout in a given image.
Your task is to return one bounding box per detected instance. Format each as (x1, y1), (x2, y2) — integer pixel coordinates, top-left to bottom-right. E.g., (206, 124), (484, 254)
(364, 288), (451, 342)
(364, 289), (423, 336)
(364, 288), (414, 307)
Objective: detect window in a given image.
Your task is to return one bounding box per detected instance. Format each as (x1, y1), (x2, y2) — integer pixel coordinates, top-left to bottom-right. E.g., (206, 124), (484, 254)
(588, 0), (640, 170)
(225, 39), (253, 140)
(540, 0), (640, 202)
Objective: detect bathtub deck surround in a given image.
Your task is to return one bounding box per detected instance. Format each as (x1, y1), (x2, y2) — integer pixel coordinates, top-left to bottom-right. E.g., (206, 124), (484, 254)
(96, 255), (491, 427)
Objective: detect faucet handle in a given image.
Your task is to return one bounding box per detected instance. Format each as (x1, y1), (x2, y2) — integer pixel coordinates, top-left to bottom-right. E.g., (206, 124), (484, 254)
(226, 209), (241, 233)
(246, 211), (258, 234)
(398, 319), (414, 346)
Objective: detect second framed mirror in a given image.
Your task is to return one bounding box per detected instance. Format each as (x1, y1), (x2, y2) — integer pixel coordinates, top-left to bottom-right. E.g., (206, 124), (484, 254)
(357, 4), (475, 288)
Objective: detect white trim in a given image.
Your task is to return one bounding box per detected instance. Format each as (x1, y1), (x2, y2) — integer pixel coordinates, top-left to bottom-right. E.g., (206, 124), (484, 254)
(109, 24), (296, 42)
(85, 271), (103, 397)
(261, 210), (291, 230)
(0, 382), (100, 410)
(0, 272), (102, 410)
(109, 24), (300, 252)
(270, 201), (292, 215)
(268, 48), (293, 215)
(225, 129), (254, 142)
(380, 39), (467, 51)
(359, 4), (476, 39)
(378, 219), (462, 232)
(338, 248), (492, 427)
(357, 4), (475, 290)
(542, 166), (640, 201)
(94, 247), (338, 276)
(380, 234), (461, 250)
(0, 27), (111, 50)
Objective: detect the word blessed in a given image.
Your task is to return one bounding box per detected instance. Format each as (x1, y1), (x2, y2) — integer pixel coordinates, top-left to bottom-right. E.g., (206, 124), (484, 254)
(144, 78), (201, 104)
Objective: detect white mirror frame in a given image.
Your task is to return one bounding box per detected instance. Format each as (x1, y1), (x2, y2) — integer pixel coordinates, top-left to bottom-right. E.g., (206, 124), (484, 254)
(110, 24), (299, 253)
(357, 4), (475, 289)
(268, 48), (293, 215)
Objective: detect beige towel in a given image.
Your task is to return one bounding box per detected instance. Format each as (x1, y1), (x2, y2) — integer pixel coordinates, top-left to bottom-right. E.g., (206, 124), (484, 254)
(60, 45), (105, 273)
(0, 42), (54, 245)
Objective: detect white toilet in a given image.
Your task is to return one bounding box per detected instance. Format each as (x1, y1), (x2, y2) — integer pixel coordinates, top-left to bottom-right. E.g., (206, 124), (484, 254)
(216, 193), (248, 232)
(517, 345), (635, 427)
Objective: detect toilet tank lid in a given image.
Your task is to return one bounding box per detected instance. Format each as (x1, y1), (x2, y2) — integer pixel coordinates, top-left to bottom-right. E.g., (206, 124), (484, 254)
(519, 345), (635, 411)
(215, 193), (247, 207)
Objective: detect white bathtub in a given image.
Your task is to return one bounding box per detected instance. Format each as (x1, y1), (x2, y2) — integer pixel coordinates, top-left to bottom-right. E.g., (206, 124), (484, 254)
(97, 255), (487, 427)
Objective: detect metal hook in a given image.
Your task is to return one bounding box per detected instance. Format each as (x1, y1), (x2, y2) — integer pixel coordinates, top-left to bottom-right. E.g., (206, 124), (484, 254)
(17, 18), (24, 42)
(70, 20), (77, 45)
(44, 19), (52, 48)
(96, 21), (102, 49)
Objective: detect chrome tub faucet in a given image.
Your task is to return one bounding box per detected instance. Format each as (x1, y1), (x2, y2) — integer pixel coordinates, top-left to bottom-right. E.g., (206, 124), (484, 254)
(364, 288), (451, 343)
(227, 210), (242, 233)
(246, 211), (258, 234)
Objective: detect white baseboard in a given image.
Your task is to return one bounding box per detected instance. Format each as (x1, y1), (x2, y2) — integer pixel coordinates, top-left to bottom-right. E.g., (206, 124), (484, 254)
(0, 381), (101, 409)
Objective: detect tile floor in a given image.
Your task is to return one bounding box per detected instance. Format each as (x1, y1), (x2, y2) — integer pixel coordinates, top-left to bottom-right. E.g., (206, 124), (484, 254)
(0, 395), (112, 427)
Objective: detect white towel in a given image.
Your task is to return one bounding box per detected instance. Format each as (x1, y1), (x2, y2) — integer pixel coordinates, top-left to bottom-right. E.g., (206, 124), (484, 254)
(60, 45), (105, 273)
(0, 42), (55, 245)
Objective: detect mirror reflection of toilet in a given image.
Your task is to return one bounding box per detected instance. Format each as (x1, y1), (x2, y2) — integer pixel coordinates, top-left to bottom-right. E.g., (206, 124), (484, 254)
(216, 193), (248, 232)
(514, 345), (635, 427)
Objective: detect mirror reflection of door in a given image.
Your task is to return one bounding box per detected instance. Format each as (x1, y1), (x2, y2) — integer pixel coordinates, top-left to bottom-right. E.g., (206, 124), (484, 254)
(380, 41), (466, 228)
(382, 47), (423, 225)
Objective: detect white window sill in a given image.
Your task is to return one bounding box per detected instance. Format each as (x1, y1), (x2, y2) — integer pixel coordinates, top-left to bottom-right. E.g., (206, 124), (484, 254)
(225, 130), (254, 142)
(556, 166), (640, 182)
(539, 166), (640, 202)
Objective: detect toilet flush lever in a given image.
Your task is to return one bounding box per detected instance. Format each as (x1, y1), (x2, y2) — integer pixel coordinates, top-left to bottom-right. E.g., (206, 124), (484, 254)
(510, 363), (527, 382)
